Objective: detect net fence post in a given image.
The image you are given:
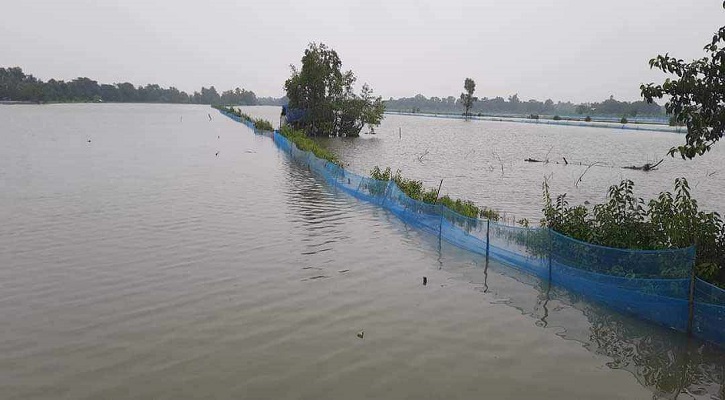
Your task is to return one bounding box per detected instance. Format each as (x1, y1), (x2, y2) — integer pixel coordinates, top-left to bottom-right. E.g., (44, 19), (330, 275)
(438, 205), (443, 251)
(548, 228), (553, 283)
(485, 219), (490, 266)
(687, 244), (697, 336)
(433, 179), (444, 252)
(381, 181), (391, 207)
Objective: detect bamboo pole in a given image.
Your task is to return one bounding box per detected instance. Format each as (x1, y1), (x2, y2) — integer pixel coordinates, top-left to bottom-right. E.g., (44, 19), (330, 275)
(434, 179), (444, 251)
(687, 243), (697, 336)
(485, 219), (490, 266)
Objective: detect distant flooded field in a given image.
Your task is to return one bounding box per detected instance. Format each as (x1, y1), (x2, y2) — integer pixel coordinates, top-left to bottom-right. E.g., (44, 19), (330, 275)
(241, 106), (725, 222)
(1, 104), (722, 399)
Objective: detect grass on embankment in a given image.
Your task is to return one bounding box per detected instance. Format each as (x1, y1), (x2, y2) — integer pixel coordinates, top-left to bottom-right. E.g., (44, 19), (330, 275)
(213, 105), (276, 131)
(278, 126), (340, 165)
(370, 166), (499, 220)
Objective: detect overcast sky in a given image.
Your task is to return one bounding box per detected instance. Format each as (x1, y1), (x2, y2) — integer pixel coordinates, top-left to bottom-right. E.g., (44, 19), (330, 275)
(1, 0), (723, 102)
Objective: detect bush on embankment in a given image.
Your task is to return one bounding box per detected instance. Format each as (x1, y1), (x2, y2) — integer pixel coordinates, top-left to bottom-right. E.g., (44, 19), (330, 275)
(212, 105), (253, 122)
(278, 126), (340, 165)
(542, 178), (725, 286)
(253, 118), (274, 131)
(370, 166), (499, 220)
(212, 105), (274, 131)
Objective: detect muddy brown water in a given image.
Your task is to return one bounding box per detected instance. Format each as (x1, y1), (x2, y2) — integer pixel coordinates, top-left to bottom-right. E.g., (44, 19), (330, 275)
(1, 104), (722, 399)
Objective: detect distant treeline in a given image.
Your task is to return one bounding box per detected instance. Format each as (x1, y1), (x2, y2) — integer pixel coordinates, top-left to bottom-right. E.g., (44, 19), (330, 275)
(385, 93), (663, 117)
(0, 67), (284, 106)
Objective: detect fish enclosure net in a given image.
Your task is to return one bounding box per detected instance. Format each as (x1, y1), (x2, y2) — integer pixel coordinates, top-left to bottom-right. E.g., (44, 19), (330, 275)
(219, 109), (724, 347)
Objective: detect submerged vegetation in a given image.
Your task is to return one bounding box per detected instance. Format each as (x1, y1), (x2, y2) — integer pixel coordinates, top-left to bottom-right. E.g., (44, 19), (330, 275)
(279, 126), (340, 165)
(213, 105), (253, 122)
(542, 178), (725, 285)
(253, 118), (274, 131)
(212, 105), (275, 131)
(369, 166), (498, 220)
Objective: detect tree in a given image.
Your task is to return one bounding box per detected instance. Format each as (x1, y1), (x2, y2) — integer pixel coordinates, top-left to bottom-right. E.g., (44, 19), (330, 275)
(460, 78), (477, 120)
(0, 66), (253, 105)
(641, 5), (725, 159)
(284, 42), (384, 137)
(199, 86), (221, 105)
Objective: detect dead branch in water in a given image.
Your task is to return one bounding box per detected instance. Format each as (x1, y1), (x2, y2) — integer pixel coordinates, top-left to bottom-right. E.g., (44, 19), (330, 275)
(492, 151), (504, 175)
(524, 158), (543, 163)
(622, 158), (663, 172)
(417, 149), (429, 163)
(544, 145), (554, 163)
(576, 162), (602, 187)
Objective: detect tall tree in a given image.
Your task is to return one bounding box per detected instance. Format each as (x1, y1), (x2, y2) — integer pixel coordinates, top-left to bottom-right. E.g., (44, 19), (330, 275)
(640, 4), (725, 159)
(460, 78), (477, 120)
(284, 42), (384, 137)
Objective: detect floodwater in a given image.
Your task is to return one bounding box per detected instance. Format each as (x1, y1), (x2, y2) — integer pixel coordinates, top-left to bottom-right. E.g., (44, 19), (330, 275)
(245, 106), (725, 223)
(1, 104), (723, 399)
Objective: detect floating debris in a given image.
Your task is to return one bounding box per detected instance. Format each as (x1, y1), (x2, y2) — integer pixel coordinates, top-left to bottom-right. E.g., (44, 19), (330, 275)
(423, 276), (428, 286)
(356, 331), (364, 339)
(302, 275), (328, 281)
(622, 159), (663, 171)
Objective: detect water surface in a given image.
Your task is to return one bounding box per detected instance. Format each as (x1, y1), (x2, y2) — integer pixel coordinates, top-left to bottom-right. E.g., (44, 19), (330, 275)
(1, 104), (722, 399)
(243, 106), (725, 222)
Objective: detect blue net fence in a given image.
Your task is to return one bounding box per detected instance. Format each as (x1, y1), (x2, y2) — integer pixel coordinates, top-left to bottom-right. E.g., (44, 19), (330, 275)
(218, 109), (725, 347)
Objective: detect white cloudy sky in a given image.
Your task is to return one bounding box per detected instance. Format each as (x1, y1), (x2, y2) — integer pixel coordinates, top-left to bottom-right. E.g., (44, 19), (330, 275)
(1, 0), (723, 102)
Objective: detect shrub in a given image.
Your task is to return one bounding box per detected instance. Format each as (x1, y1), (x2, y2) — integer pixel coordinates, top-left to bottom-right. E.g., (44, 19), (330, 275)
(279, 126), (339, 165)
(553, 115), (562, 121)
(253, 118), (274, 131)
(585, 116), (592, 122)
(542, 178), (725, 285)
(211, 105), (253, 122)
(370, 166), (487, 219)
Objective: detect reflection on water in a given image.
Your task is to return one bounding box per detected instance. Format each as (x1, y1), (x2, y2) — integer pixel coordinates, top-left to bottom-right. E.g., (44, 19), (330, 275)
(438, 243), (724, 399)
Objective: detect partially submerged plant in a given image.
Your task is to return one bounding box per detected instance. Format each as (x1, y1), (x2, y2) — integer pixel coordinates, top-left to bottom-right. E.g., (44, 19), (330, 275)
(541, 178), (725, 284)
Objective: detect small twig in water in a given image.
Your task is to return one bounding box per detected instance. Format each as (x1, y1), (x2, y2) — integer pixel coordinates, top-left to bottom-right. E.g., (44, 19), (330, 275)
(576, 162), (602, 187)
(417, 149), (430, 163)
(544, 145), (554, 163)
(492, 151), (504, 175)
